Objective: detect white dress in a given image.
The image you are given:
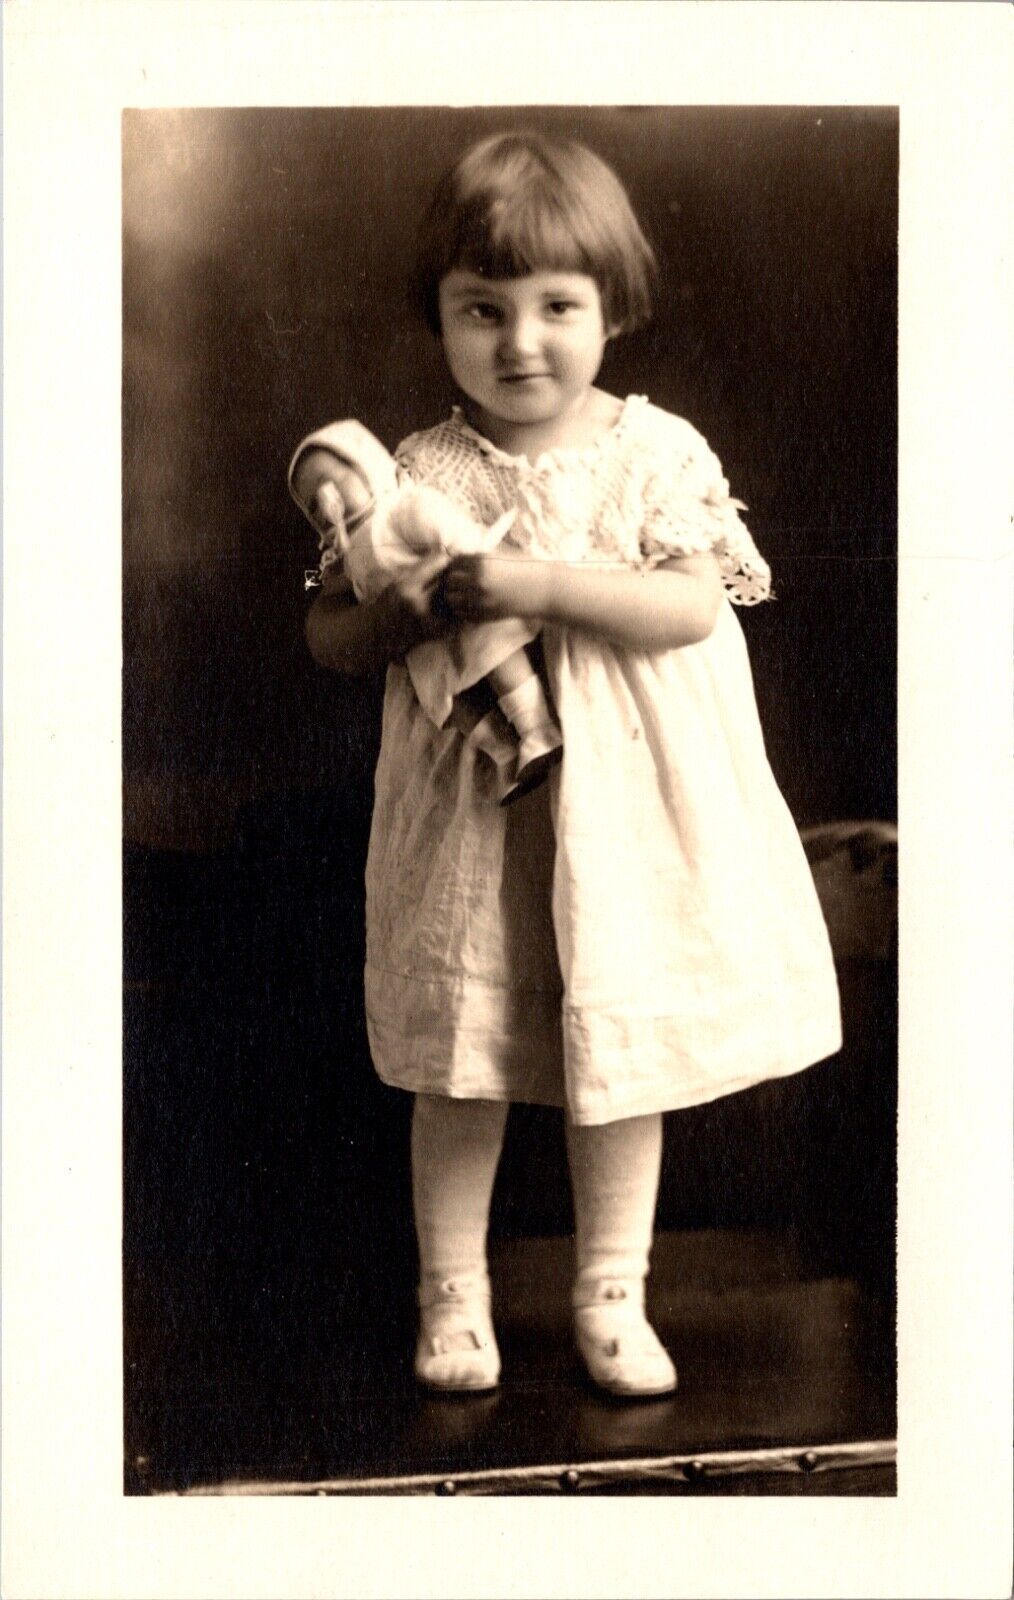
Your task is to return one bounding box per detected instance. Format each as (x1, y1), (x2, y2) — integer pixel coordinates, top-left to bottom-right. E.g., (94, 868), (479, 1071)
(363, 395), (842, 1126)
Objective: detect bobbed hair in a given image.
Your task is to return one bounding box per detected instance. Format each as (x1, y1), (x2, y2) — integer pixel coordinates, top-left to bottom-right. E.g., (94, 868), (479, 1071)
(411, 131), (657, 337)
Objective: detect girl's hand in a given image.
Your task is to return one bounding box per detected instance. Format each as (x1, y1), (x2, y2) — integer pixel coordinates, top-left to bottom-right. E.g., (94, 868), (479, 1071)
(382, 551), (454, 643)
(306, 551), (453, 676)
(440, 552), (548, 624)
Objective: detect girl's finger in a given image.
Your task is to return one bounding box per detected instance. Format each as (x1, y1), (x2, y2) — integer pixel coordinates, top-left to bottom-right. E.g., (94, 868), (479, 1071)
(416, 550), (448, 576)
(416, 552), (452, 590)
(429, 566), (461, 622)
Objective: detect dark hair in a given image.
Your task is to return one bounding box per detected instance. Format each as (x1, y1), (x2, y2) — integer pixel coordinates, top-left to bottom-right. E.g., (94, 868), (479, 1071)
(411, 131), (657, 337)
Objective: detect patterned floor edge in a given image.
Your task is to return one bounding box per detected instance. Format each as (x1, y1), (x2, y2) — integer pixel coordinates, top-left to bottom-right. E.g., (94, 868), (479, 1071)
(172, 1437), (897, 1497)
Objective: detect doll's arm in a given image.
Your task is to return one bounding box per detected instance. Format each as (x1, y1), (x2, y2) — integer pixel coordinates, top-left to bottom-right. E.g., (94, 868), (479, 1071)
(289, 421), (405, 595)
(339, 484), (516, 609)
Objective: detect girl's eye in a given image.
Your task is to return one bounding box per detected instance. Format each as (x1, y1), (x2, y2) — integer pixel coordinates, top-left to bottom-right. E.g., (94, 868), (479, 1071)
(547, 300), (579, 316)
(467, 303), (501, 322)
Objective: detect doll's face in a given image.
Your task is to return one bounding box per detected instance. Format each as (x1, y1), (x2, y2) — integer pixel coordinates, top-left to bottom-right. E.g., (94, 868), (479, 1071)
(292, 449), (373, 542)
(437, 270), (610, 438)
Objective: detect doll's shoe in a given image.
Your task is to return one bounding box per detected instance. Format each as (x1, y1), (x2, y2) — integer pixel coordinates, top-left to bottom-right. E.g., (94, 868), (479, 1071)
(573, 1280), (677, 1398)
(415, 1274), (501, 1394)
(504, 723), (563, 806)
(495, 771), (531, 807)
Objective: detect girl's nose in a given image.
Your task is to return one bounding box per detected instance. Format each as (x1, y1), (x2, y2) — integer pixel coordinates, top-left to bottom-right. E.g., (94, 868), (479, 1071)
(500, 315), (540, 362)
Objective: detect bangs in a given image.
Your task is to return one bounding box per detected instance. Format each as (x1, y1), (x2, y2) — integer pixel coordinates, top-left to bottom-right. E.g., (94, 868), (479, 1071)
(453, 185), (599, 284)
(413, 133), (656, 336)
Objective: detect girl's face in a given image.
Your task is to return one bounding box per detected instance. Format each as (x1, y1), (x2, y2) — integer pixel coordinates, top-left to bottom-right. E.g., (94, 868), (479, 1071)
(437, 270), (610, 438)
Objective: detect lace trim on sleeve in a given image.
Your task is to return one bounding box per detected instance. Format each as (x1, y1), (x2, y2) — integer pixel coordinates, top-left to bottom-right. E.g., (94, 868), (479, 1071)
(638, 424), (772, 605)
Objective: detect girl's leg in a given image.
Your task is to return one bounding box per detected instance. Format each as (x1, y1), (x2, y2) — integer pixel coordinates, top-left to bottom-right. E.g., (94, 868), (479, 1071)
(565, 1113), (677, 1396)
(411, 1093), (509, 1391)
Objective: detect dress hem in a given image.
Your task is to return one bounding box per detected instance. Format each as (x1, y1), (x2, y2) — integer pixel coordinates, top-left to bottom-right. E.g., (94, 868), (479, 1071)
(366, 1021), (843, 1127)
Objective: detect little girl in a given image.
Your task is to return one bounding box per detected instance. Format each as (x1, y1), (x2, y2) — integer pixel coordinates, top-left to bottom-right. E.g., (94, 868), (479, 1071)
(302, 130), (842, 1398)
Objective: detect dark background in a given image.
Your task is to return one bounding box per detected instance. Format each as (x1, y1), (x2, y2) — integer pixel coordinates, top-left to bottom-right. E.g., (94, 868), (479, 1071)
(123, 109), (897, 1482)
(123, 105), (896, 847)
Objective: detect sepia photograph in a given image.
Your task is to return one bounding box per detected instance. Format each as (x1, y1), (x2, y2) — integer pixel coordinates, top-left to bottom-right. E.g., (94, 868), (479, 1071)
(4, 4), (1011, 1597)
(122, 103), (897, 1497)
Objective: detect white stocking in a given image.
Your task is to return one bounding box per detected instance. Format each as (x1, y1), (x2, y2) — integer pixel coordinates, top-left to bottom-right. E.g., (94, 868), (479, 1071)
(411, 1093), (509, 1289)
(565, 1112), (663, 1295)
(410, 1094), (508, 1390)
(565, 1112), (676, 1395)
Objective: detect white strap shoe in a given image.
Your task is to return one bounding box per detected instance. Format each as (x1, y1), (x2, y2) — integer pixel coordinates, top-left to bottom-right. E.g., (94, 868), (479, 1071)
(573, 1279), (677, 1398)
(415, 1275), (501, 1393)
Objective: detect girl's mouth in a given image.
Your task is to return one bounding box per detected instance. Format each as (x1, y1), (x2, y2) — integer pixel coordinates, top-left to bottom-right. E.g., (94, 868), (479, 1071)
(499, 372), (550, 383)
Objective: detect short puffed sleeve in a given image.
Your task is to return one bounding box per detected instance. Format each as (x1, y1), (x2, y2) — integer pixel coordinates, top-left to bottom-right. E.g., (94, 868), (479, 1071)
(637, 413), (772, 605)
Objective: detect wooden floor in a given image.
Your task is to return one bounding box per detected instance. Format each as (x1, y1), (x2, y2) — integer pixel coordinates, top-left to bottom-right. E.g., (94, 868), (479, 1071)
(126, 1228), (895, 1497)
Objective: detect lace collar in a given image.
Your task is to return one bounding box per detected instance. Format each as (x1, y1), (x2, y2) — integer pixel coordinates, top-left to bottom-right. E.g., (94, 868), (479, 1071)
(450, 393), (647, 472)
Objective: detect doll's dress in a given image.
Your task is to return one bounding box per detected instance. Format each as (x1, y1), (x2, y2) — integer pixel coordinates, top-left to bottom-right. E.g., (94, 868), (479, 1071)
(363, 396), (842, 1127)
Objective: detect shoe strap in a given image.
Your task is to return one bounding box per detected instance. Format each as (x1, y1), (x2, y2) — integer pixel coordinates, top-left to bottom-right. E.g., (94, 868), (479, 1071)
(418, 1273), (492, 1309)
(573, 1277), (646, 1311)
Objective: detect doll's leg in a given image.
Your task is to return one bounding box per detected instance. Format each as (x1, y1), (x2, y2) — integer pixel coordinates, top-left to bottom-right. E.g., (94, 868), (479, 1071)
(449, 678), (558, 809)
(485, 646), (563, 799)
(448, 688), (523, 807)
(412, 1093), (509, 1392)
(565, 1113), (677, 1397)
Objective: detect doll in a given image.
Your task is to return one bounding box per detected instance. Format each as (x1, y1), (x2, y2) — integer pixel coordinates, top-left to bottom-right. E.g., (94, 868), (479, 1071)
(289, 420), (563, 805)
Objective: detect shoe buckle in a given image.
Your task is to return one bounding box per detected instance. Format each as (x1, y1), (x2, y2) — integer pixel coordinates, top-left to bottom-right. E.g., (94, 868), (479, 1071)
(432, 1329), (482, 1356)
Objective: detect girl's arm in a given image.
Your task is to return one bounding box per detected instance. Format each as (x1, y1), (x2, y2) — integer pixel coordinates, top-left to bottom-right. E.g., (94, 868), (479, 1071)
(439, 552), (724, 652)
(305, 553), (452, 675)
